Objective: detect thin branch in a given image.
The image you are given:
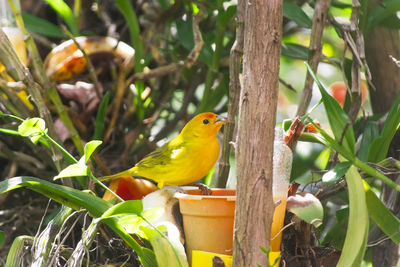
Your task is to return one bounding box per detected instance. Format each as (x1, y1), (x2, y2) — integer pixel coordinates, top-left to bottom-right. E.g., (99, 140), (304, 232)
(279, 78), (297, 92)
(7, 0), (84, 157)
(296, 0), (331, 116)
(216, 0), (245, 188)
(63, 27), (102, 99)
(0, 27), (65, 172)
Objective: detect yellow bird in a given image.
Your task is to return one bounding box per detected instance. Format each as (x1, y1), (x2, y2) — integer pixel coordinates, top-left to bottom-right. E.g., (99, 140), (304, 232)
(100, 112), (226, 188)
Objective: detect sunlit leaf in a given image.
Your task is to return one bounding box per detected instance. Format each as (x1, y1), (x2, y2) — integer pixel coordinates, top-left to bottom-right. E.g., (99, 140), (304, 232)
(54, 158), (88, 179)
(43, 0), (79, 35)
(117, 207), (163, 234)
(0, 176), (155, 266)
(84, 140), (102, 164)
(337, 166), (368, 267)
(18, 118), (45, 137)
(141, 224), (188, 267)
(322, 161), (351, 185)
(101, 200), (144, 219)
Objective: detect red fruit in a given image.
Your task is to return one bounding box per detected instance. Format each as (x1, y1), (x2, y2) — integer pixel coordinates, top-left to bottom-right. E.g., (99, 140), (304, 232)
(103, 176), (158, 201)
(329, 81), (367, 107)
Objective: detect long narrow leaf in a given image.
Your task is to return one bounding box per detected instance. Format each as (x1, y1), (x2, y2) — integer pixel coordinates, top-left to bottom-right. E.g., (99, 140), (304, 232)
(364, 180), (400, 244)
(367, 92), (400, 163)
(283, 2), (312, 28)
(43, 0), (79, 35)
(337, 166), (368, 267)
(141, 225), (188, 267)
(312, 124), (400, 191)
(0, 176), (156, 266)
(93, 92), (110, 140)
(22, 12), (67, 38)
(305, 62), (356, 155)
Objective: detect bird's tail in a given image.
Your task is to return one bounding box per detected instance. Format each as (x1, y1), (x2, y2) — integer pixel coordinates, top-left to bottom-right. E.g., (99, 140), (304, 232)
(99, 168), (136, 182)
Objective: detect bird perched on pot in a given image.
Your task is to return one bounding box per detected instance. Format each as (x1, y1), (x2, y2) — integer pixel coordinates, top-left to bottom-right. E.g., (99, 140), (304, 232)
(100, 112), (226, 189)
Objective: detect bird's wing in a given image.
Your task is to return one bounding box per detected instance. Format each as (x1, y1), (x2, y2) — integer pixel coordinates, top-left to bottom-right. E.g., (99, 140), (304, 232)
(136, 138), (185, 169)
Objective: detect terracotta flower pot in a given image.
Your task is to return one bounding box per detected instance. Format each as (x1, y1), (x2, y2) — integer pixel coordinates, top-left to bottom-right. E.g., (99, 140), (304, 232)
(176, 188), (236, 265)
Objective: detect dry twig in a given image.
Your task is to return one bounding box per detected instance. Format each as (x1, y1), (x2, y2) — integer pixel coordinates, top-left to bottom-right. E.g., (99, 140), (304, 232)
(296, 0), (331, 116)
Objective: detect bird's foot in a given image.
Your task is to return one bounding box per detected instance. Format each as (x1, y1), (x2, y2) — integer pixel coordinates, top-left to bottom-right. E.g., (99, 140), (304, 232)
(185, 182), (212, 195)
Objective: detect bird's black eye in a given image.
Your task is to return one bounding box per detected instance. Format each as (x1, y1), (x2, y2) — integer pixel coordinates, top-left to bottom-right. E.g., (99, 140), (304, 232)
(203, 119), (209, 125)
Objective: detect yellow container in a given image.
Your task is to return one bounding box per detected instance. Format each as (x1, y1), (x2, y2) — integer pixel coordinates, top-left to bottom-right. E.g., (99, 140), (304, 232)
(192, 250), (232, 267)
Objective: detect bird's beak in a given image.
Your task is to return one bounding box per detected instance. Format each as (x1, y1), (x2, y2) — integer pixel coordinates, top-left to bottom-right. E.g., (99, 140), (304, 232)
(216, 115), (227, 124)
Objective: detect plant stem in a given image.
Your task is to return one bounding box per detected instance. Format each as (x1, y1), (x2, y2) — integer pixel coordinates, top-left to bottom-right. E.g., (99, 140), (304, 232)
(0, 26), (63, 170)
(217, 0), (244, 187)
(63, 28), (102, 99)
(8, 0), (84, 156)
(115, 0), (145, 121)
(43, 131), (77, 164)
(89, 172), (124, 202)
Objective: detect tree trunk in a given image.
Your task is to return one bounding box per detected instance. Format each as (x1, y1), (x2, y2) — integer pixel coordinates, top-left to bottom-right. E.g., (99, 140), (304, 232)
(365, 26), (400, 267)
(365, 27), (400, 114)
(232, 0), (282, 265)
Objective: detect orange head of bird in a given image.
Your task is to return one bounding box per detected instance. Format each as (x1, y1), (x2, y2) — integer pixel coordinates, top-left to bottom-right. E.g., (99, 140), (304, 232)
(180, 112), (226, 140)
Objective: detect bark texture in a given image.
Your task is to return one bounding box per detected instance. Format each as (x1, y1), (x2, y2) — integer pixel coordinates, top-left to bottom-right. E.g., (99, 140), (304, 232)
(365, 27), (400, 114)
(365, 26), (400, 267)
(232, 0), (282, 265)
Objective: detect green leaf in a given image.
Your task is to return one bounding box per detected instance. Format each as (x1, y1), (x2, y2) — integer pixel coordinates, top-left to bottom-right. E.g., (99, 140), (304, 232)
(117, 215), (144, 234)
(5, 235), (34, 267)
(115, 0), (144, 71)
(101, 200), (144, 219)
(22, 12), (67, 38)
(322, 161), (352, 185)
(282, 43), (309, 60)
(18, 118), (46, 137)
(54, 158), (88, 180)
(312, 124), (400, 191)
(141, 224), (188, 267)
(306, 62), (356, 155)
(367, 0), (400, 31)
(43, 0), (79, 35)
(93, 92), (110, 140)
(283, 2), (312, 28)
(0, 176), (154, 266)
(337, 166), (368, 267)
(358, 120), (379, 162)
(0, 230), (5, 246)
(84, 140), (102, 164)
(364, 180), (400, 244)
(367, 92), (400, 163)
(0, 176), (110, 216)
(190, 2), (199, 14)
(378, 13), (400, 29)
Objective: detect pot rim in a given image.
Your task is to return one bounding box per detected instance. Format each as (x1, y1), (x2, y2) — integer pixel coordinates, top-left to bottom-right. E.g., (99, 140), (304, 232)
(175, 187), (236, 201)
